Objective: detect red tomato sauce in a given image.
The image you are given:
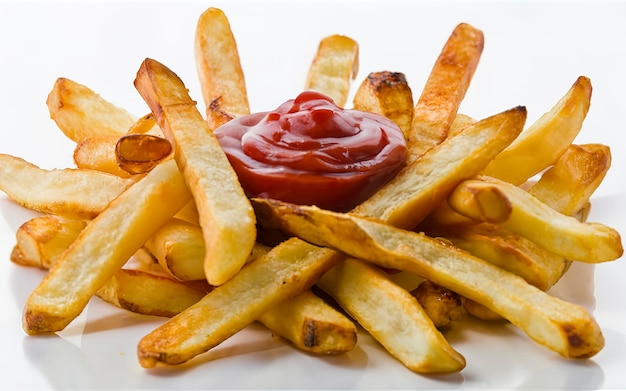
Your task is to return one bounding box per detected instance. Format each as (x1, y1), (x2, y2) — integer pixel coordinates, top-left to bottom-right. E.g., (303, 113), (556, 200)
(215, 91), (407, 211)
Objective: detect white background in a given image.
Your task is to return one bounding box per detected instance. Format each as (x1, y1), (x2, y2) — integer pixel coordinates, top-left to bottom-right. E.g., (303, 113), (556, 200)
(0, 0), (625, 389)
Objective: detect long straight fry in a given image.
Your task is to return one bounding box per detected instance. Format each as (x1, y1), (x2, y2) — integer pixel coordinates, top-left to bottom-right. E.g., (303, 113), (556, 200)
(135, 58), (256, 286)
(23, 160), (192, 334)
(253, 198), (606, 359)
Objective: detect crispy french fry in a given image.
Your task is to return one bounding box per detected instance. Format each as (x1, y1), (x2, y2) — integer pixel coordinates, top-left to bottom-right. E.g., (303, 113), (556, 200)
(528, 144), (611, 216)
(134, 58), (256, 286)
(74, 135), (134, 178)
(353, 106), (526, 229)
(352, 71), (414, 136)
(305, 34), (359, 107)
(115, 134), (172, 175)
(448, 176), (623, 263)
(408, 23), (484, 160)
(317, 257), (466, 373)
(195, 7), (250, 128)
(46, 78), (137, 142)
(258, 289), (357, 355)
(0, 153), (135, 218)
(23, 159), (192, 334)
(252, 198), (606, 359)
(137, 237), (341, 368)
(483, 76), (592, 185)
(410, 280), (464, 329)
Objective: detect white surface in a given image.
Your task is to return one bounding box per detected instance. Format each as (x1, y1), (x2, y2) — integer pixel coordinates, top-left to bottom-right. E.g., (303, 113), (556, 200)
(1, 0), (625, 389)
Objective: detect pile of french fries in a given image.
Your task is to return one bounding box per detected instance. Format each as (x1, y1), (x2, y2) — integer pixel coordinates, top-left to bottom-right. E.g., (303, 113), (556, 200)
(1, 6), (623, 375)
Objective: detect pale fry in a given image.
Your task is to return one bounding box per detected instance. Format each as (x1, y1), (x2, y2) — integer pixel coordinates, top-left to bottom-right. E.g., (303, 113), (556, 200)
(408, 23), (484, 160)
(258, 289), (357, 355)
(448, 176), (623, 263)
(305, 34), (359, 107)
(23, 159), (192, 334)
(0, 153), (135, 218)
(137, 237), (341, 368)
(46, 77), (137, 142)
(353, 106), (526, 229)
(252, 198), (606, 359)
(352, 71), (414, 137)
(134, 58), (256, 286)
(317, 257), (466, 373)
(195, 7), (250, 128)
(483, 76), (592, 185)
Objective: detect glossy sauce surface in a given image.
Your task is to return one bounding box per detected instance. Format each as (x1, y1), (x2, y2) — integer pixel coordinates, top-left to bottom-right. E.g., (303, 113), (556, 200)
(215, 91), (407, 211)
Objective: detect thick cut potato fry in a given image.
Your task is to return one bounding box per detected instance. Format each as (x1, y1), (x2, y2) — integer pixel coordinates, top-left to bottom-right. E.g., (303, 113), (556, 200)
(253, 198), (606, 359)
(0, 153), (135, 218)
(483, 76), (592, 185)
(352, 71), (414, 137)
(317, 257), (466, 373)
(448, 176), (623, 263)
(137, 237), (341, 368)
(97, 269), (208, 318)
(353, 106), (526, 229)
(258, 289), (357, 355)
(304, 34), (359, 107)
(528, 143), (611, 216)
(134, 58), (256, 286)
(46, 78), (137, 142)
(23, 160), (192, 334)
(195, 7), (250, 128)
(410, 280), (464, 329)
(408, 23), (484, 160)
(115, 134), (172, 175)
(74, 136), (135, 178)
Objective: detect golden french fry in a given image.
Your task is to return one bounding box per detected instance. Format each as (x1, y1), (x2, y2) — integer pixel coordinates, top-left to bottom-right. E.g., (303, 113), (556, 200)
(23, 159), (192, 334)
(410, 280), (464, 329)
(46, 77), (137, 142)
(115, 134), (172, 175)
(252, 198), (606, 359)
(137, 237), (341, 368)
(134, 58), (256, 286)
(352, 71), (414, 136)
(305, 34), (359, 107)
(0, 153), (135, 218)
(195, 7), (250, 128)
(317, 257), (466, 373)
(408, 23), (484, 160)
(74, 136), (134, 178)
(353, 106), (526, 229)
(483, 76), (592, 185)
(448, 176), (623, 263)
(528, 143), (611, 216)
(258, 289), (357, 355)
(126, 113), (160, 135)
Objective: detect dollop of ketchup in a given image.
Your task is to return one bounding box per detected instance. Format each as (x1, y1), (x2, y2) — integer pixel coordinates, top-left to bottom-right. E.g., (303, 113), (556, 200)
(215, 91), (407, 211)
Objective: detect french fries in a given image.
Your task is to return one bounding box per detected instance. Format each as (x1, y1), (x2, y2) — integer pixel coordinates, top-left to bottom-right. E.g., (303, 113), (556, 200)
(305, 34), (359, 107)
(135, 58), (256, 286)
(115, 134), (172, 175)
(252, 198), (605, 359)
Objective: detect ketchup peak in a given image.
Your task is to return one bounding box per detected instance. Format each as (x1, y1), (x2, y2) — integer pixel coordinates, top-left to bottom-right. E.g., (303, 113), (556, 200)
(215, 91), (407, 211)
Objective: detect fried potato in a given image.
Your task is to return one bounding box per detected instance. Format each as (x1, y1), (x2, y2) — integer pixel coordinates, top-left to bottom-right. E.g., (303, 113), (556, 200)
(134, 58), (256, 286)
(528, 143), (611, 216)
(408, 23), (484, 160)
(353, 106), (526, 229)
(23, 159), (192, 334)
(0, 153), (135, 218)
(410, 280), (464, 329)
(46, 77), (137, 142)
(483, 76), (592, 185)
(317, 257), (466, 373)
(74, 136), (135, 178)
(11, 214), (87, 269)
(195, 7), (250, 128)
(115, 134), (172, 175)
(253, 198), (606, 359)
(448, 175), (623, 263)
(304, 34), (359, 107)
(352, 71), (414, 136)
(258, 289), (357, 355)
(137, 237), (341, 368)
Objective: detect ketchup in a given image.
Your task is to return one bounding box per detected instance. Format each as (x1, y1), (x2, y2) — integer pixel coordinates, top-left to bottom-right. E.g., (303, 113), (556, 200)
(215, 91), (407, 211)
